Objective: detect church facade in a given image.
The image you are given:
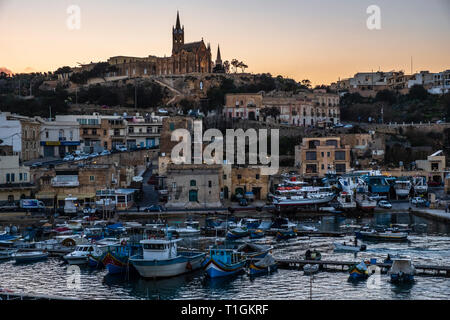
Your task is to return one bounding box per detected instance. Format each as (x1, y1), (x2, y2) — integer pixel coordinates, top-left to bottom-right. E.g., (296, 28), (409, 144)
(107, 12), (221, 77)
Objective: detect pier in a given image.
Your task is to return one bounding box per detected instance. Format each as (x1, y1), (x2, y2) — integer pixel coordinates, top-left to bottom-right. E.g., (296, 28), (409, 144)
(276, 259), (450, 277)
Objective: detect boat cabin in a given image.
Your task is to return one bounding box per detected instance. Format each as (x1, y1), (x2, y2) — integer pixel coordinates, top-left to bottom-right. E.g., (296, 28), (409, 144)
(140, 239), (180, 260)
(209, 247), (243, 265)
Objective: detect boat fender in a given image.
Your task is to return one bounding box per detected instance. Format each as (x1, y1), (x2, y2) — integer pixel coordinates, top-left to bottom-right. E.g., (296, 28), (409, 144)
(186, 261), (192, 270)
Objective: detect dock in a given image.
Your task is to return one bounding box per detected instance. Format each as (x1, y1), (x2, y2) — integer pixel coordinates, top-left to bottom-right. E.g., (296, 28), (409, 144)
(276, 259), (450, 277)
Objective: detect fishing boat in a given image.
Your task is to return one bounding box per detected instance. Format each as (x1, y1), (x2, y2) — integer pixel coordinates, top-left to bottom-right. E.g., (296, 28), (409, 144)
(236, 243), (272, 259)
(336, 192), (356, 211)
(355, 194), (377, 211)
(103, 243), (141, 274)
(247, 254), (277, 276)
(87, 238), (122, 268)
(249, 229), (265, 239)
(348, 261), (369, 280)
(388, 258), (415, 283)
(130, 238), (205, 278)
(0, 249), (18, 260)
(355, 229), (408, 242)
(305, 249), (322, 261)
(237, 218), (261, 230)
(276, 229), (297, 240)
(394, 179), (412, 198)
(64, 244), (106, 265)
(226, 227), (249, 240)
(333, 242), (367, 252)
(167, 225), (201, 237)
(303, 264), (319, 275)
(202, 245), (246, 278)
(13, 251), (48, 263)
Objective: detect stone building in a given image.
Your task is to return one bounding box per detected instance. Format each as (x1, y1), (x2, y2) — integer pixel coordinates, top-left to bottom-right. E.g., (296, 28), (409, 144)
(38, 118), (80, 158)
(0, 155), (34, 203)
(106, 12), (216, 77)
(165, 164), (222, 209)
(295, 137), (351, 178)
(230, 166), (269, 201)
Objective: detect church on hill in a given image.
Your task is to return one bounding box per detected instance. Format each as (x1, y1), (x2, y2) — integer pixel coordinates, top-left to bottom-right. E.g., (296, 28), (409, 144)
(107, 11), (223, 76)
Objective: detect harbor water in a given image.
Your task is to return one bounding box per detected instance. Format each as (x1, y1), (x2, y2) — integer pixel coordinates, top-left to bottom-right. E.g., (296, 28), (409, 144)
(1, 212), (450, 300)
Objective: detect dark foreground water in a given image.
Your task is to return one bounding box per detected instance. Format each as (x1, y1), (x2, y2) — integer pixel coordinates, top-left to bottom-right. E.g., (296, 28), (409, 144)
(1, 212), (450, 300)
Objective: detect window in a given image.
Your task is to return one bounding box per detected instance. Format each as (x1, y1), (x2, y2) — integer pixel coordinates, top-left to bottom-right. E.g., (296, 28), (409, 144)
(172, 182), (177, 189)
(103, 130), (107, 136)
(169, 123), (175, 131)
(23, 173), (27, 181)
(45, 131), (49, 138)
(327, 152), (330, 157)
(326, 140), (338, 147)
(237, 174), (242, 179)
(306, 164), (317, 173)
(90, 176), (95, 181)
(19, 173), (23, 181)
(10, 173), (15, 182)
(306, 151), (317, 160)
(256, 174), (260, 180)
(335, 151), (346, 160)
(6, 173), (10, 183)
(223, 174), (227, 180)
(190, 180), (196, 187)
(336, 163), (346, 173)
(208, 181), (212, 188)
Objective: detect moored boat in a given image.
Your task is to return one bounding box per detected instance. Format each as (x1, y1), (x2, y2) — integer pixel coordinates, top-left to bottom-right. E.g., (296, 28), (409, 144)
(202, 245), (246, 278)
(0, 249), (18, 260)
(103, 243), (141, 274)
(303, 264), (319, 275)
(333, 242), (367, 252)
(64, 244), (105, 265)
(236, 243), (272, 260)
(247, 254), (277, 276)
(348, 261), (368, 280)
(355, 230), (408, 242)
(388, 258), (415, 283)
(276, 229), (297, 241)
(249, 229), (265, 239)
(13, 251), (48, 263)
(226, 227), (249, 240)
(130, 238), (205, 278)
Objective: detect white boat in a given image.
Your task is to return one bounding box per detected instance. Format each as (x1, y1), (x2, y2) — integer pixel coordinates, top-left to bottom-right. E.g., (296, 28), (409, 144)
(0, 249), (18, 260)
(394, 180), (412, 198)
(303, 264), (319, 275)
(167, 226), (201, 237)
(355, 194), (377, 211)
(333, 242), (367, 252)
(13, 251), (48, 263)
(388, 258), (415, 283)
(63, 244), (106, 265)
(129, 238), (205, 278)
(336, 192), (357, 210)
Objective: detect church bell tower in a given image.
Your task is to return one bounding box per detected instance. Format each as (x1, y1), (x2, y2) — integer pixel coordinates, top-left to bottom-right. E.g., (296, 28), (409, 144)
(172, 11), (184, 54)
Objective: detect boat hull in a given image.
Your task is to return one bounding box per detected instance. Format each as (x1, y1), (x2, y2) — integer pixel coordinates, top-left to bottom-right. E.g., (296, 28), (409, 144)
(274, 195), (335, 208)
(248, 262), (277, 276)
(203, 258), (246, 278)
(64, 256), (88, 265)
(390, 273), (414, 283)
(355, 232), (408, 242)
(130, 252), (205, 278)
(14, 252), (48, 263)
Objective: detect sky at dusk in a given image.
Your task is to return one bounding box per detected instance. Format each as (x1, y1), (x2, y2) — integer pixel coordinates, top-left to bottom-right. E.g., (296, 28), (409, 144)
(0, 0), (449, 85)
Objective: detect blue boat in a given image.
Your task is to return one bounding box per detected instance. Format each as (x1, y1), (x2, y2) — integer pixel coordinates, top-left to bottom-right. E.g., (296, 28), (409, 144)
(276, 229), (297, 241)
(236, 243), (272, 260)
(249, 229), (264, 239)
(103, 243), (141, 274)
(226, 227), (249, 240)
(348, 261), (369, 280)
(365, 176), (391, 194)
(202, 246), (246, 278)
(247, 254), (277, 276)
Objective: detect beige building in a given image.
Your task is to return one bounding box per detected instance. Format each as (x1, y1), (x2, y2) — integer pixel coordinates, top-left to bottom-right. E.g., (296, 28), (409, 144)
(416, 150), (447, 184)
(230, 166), (269, 201)
(0, 155), (34, 202)
(295, 137), (351, 178)
(223, 93), (263, 121)
(165, 164), (222, 209)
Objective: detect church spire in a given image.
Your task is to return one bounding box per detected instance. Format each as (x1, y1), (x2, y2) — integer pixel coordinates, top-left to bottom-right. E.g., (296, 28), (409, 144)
(216, 44), (222, 66)
(175, 10), (181, 30)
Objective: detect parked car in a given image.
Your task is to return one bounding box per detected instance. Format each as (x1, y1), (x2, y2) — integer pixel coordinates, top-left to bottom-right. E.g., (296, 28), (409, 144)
(344, 124), (353, 129)
(333, 123), (344, 128)
(63, 154), (74, 161)
(378, 200), (392, 209)
(239, 198), (249, 207)
(145, 205), (166, 212)
(411, 197), (426, 205)
(88, 152), (99, 158)
(31, 162), (43, 167)
(83, 207), (97, 214)
(100, 150), (111, 156)
(116, 145), (128, 152)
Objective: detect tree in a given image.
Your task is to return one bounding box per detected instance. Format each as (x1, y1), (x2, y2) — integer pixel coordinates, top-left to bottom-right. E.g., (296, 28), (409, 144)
(375, 89), (397, 104)
(231, 59), (240, 73)
(238, 61), (248, 73)
(409, 84), (428, 101)
(223, 61), (230, 74)
(301, 79), (311, 89)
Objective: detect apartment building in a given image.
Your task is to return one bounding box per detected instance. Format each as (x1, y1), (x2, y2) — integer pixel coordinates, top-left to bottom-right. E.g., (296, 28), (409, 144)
(295, 137), (351, 178)
(0, 155), (34, 202)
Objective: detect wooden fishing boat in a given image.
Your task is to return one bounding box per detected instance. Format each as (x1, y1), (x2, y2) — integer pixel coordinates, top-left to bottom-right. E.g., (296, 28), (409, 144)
(348, 261), (368, 280)
(276, 229), (297, 241)
(247, 254), (277, 276)
(226, 227), (249, 240)
(202, 245), (246, 278)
